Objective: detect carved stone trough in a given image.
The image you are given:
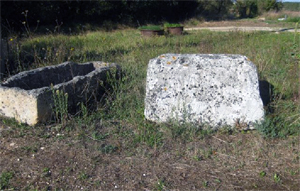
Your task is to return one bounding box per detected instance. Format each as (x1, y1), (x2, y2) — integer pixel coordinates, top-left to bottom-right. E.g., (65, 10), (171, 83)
(0, 61), (120, 126)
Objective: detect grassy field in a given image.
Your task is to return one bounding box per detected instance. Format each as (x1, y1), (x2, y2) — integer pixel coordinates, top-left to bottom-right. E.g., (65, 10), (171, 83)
(0, 26), (299, 190)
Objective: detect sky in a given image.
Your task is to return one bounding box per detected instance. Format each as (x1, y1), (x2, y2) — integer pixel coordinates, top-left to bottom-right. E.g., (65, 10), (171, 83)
(281, 0), (300, 2)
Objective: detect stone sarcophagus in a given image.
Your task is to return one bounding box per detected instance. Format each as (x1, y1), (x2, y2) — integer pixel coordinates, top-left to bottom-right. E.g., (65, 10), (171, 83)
(0, 61), (120, 126)
(144, 54), (264, 129)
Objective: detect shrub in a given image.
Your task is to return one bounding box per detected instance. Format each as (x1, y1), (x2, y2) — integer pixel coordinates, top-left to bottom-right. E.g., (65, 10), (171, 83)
(138, 25), (163, 30)
(164, 23), (183, 28)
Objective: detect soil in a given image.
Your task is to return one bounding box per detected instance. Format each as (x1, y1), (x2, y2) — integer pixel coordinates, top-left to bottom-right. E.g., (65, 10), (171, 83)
(0, 118), (299, 191)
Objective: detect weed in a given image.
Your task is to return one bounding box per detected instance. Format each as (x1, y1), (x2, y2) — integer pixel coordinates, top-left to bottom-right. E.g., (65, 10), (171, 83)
(273, 173), (281, 183)
(91, 131), (109, 141)
(134, 123), (163, 148)
(0, 171), (14, 190)
(99, 144), (118, 154)
(259, 171), (266, 178)
(138, 25), (163, 30)
(203, 180), (209, 187)
(286, 17), (300, 23)
(80, 102), (89, 119)
(164, 23), (183, 28)
(155, 179), (166, 191)
(202, 148), (216, 159)
(78, 172), (89, 181)
(193, 155), (203, 161)
(51, 84), (69, 125)
(42, 168), (51, 177)
(22, 146), (38, 153)
(215, 178), (222, 183)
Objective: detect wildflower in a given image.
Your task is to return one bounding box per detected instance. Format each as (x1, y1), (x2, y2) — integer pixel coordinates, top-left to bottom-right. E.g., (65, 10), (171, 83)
(22, 21), (26, 25)
(167, 61), (171, 65)
(70, 47), (75, 51)
(9, 38), (13, 41)
(163, 87), (167, 91)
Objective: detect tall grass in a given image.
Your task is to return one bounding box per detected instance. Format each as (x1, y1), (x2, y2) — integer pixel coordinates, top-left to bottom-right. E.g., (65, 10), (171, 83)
(5, 28), (300, 138)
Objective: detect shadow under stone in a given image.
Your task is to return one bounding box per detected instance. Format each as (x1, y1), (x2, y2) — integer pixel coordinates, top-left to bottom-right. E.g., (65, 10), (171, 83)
(259, 80), (274, 107)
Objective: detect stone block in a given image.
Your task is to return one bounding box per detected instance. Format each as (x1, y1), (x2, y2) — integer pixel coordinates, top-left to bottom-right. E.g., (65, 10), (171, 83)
(144, 54), (264, 129)
(0, 61), (120, 126)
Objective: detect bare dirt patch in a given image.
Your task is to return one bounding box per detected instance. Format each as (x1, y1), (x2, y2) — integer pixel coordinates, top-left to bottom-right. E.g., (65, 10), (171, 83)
(0, 119), (299, 190)
(188, 18), (296, 29)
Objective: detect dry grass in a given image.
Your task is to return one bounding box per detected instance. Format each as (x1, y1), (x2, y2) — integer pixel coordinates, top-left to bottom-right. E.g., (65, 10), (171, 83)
(0, 121), (299, 190)
(183, 11), (299, 28)
(262, 10), (300, 20)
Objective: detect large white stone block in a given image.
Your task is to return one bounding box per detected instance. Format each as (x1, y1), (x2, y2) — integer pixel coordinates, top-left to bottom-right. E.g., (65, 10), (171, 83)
(144, 54), (264, 129)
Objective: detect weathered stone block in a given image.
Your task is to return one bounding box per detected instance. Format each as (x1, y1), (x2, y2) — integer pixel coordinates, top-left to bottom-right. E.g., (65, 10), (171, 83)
(0, 61), (119, 126)
(144, 54), (264, 129)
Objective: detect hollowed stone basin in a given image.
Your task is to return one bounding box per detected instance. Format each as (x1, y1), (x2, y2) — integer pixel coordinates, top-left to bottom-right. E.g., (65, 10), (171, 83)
(0, 61), (119, 125)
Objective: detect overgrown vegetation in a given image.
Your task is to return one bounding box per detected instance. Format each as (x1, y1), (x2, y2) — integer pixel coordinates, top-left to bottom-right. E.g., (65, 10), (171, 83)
(1, 0), (288, 37)
(0, 171), (14, 190)
(283, 2), (300, 11)
(2, 27), (299, 138)
(138, 25), (163, 31)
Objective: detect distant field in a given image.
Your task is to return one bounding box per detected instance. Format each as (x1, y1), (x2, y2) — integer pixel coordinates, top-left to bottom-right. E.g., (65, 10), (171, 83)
(283, 2), (300, 11)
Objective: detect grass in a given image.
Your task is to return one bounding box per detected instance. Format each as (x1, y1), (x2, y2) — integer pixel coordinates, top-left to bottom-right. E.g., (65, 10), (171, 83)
(138, 25), (164, 30)
(6, 28), (298, 137)
(0, 26), (299, 190)
(0, 171), (14, 190)
(164, 23), (183, 28)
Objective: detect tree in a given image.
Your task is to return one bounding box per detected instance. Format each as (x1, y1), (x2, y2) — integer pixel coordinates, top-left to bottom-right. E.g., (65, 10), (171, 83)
(197, 0), (233, 20)
(259, 0), (283, 12)
(234, 0), (258, 18)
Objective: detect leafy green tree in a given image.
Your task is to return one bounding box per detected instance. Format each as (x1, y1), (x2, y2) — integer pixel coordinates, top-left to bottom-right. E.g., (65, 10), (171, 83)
(259, 0), (283, 12)
(234, 0), (258, 18)
(197, 0), (233, 20)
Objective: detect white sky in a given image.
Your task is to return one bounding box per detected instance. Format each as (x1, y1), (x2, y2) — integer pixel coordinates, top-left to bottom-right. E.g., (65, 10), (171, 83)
(282, 0), (300, 2)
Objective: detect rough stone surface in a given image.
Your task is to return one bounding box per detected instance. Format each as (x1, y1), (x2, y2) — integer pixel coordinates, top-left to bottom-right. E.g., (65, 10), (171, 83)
(144, 54), (264, 129)
(0, 61), (120, 126)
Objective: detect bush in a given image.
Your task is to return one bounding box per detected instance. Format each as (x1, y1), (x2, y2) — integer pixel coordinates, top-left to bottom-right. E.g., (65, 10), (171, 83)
(138, 25), (163, 30)
(234, 0), (259, 18)
(286, 17), (300, 23)
(164, 23), (183, 28)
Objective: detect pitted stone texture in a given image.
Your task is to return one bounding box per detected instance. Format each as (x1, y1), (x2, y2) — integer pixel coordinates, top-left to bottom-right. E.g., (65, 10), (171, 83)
(144, 54), (264, 129)
(0, 61), (120, 126)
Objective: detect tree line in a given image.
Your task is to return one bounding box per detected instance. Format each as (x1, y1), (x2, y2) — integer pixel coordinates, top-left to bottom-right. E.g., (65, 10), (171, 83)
(1, 0), (284, 37)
